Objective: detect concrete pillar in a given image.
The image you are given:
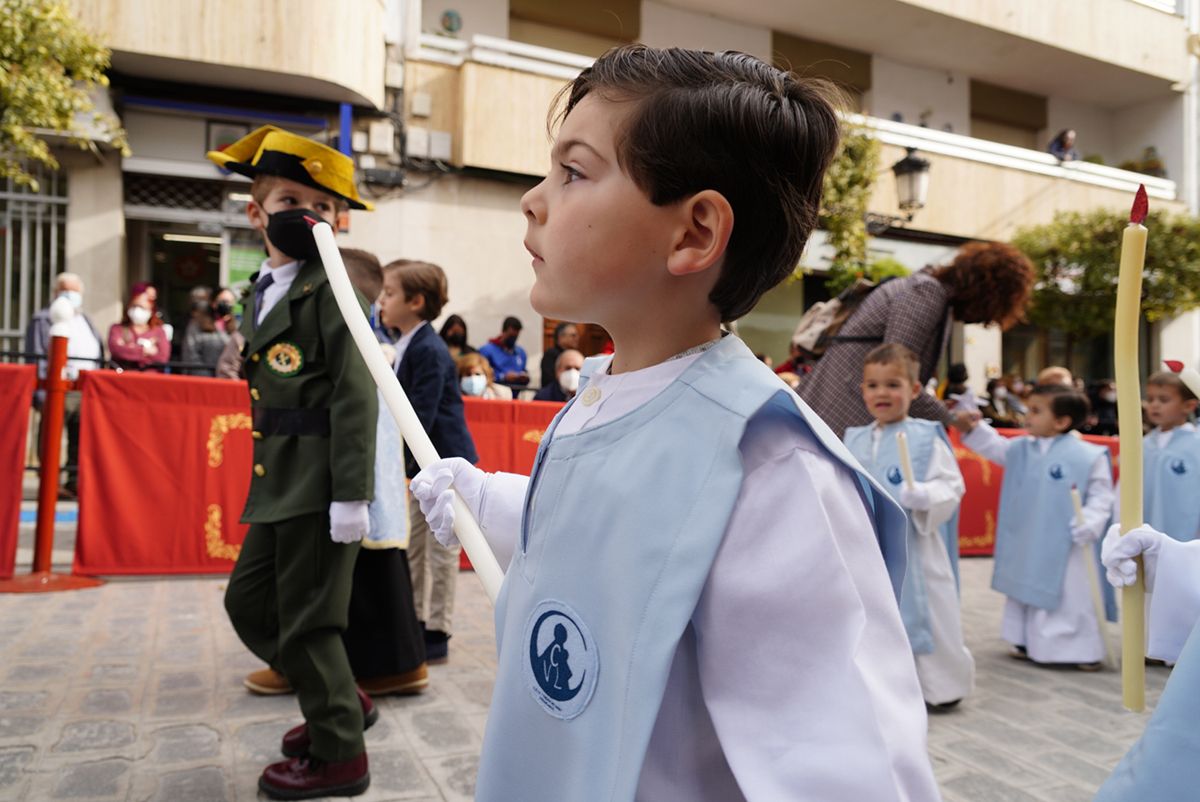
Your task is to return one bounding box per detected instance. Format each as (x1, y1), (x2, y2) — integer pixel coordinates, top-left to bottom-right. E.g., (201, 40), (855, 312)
(1157, 309), (1200, 369)
(963, 323), (1002, 394)
(63, 152), (125, 333)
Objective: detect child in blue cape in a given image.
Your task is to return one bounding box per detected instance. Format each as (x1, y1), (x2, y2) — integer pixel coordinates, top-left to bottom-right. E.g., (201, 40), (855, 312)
(961, 384), (1114, 668)
(408, 45), (940, 802)
(845, 344), (974, 709)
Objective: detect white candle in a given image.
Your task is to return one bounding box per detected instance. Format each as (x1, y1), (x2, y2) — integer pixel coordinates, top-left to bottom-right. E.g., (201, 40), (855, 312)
(312, 222), (504, 603)
(896, 430), (915, 489)
(1073, 484), (1117, 668)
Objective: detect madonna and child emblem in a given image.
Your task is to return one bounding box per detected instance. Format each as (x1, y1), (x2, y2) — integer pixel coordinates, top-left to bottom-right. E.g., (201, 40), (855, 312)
(524, 600), (598, 720)
(265, 342), (304, 377)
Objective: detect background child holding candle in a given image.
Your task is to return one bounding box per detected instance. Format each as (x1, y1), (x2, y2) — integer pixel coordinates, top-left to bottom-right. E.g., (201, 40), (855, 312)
(845, 344), (974, 709)
(960, 384), (1114, 668)
(407, 45), (940, 800)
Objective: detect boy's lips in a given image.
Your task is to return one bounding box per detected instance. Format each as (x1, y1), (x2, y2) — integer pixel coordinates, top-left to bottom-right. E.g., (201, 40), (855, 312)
(524, 241), (543, 263)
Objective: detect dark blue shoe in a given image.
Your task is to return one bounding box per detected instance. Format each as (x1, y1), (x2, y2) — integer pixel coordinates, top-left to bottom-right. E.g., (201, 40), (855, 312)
(424, 629), (449, 664)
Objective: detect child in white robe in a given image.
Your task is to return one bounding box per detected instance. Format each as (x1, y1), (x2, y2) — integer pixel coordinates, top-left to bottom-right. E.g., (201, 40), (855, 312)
(845, 344), (974, 708)
(961, 384), (1113, 667)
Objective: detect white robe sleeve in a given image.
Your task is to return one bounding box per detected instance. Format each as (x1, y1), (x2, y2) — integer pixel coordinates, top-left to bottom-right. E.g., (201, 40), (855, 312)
(910, 437), (965, 536)
(689, 406), (939, 802)
(1148, 537), (1200, 662)
(478, 472), (530, 571)
(961, 421), (1013, 465)
(1077, 453), (1115, 542)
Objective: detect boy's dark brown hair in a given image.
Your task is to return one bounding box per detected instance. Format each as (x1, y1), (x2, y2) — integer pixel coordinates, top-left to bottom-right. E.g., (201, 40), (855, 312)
(340, 248), (383, 302)
(558, 45), (842, 321)
(384, 259), (449, 321)
(1030, 384), (1090, 431)
(1147, 370), (1199, 402)
(249, 175), (347, 211)
(863, 343), (921, 383)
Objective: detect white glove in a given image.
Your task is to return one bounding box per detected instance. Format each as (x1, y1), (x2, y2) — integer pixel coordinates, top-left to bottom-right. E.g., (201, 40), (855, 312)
(1070, 521), (1099, 546)
(329, 500), (369, 543)
(898, 483), (932, 512)
(1101, 523), (1165, 591)
(410, 457), (488, 548)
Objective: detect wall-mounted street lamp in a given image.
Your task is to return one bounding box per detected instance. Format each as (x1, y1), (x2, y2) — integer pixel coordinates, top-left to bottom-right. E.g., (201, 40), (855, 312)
(865, 148), (931, 235)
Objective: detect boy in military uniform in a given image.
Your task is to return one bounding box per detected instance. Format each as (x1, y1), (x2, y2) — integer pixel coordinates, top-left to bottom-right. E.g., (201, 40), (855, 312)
(207, 126), (378, 799)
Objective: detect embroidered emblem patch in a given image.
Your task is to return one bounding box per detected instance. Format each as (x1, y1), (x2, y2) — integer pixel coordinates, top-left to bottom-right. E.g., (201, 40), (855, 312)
(524, 600), (598, 720)
(1048, 464), (1065, 480)
(886, 466), (904, 485)
(1171, 458), (1188, 475)
(265, 342), (303, 377)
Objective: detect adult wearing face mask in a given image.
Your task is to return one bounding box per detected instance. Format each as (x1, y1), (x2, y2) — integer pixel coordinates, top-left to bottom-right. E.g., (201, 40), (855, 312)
(539, 322), (579, 390)
(107, 284), (170, 371)
(182, 286), (233, 376)
(478, 316), (530, 385)
(981, 377), (1022, 428)
(24, 272), (105, 498)
(456, 353), (513, 400)
(534, 349), (584, 402)
(438, 314), (475, 360)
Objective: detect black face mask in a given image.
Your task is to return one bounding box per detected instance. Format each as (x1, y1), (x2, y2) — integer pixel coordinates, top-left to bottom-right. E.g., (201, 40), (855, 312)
(266, 208), (322, 261)
(445, 332), (466, 346)
(213, 301), (234, 317)
(503, 336), (518, 349)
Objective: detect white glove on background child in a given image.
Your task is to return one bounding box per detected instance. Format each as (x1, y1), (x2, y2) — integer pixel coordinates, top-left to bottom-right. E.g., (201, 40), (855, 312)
(410, 457), (528, 570)
(898, 483), (932, 512)
(329, 500), (369, 543)
(1101, 523), (1165, 591)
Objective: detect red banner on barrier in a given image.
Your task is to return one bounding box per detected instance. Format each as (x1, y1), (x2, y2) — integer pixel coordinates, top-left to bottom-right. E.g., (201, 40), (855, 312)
(74, 371), (252, 575)
(511, 401), (560, 473)
(0, 365), (36, 579)
(463, 398), (515, 473)
(952, 428), (1119, 556)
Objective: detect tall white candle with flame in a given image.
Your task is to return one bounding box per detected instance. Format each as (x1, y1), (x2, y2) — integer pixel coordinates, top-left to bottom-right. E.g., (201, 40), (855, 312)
(1114, 186), (1148, 711)
(311, 221), (504, 603)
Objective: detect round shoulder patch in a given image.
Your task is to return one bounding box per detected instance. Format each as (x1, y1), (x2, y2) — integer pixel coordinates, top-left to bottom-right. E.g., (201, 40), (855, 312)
(524, 599), (598, 720)
(265, 342), (304, 377)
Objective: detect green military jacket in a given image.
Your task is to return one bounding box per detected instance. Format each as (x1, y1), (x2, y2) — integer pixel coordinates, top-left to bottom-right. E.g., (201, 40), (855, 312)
(239, 257), (377, 523)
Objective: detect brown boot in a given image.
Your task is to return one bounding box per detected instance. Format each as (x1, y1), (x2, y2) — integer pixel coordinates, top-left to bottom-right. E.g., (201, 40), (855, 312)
(356, 664), (429, 697)
(244, 668), (293, 695)
(259, 752), (369, 799)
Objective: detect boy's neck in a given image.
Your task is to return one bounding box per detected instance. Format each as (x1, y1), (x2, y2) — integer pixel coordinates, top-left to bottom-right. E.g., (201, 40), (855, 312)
(606, 316), (723, 375)
(396, 318), (425, 336)
(265, 250), (297, 268)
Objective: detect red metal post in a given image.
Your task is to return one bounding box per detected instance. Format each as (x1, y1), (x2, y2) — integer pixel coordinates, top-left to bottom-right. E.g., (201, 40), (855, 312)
(32, 333), (68, 573)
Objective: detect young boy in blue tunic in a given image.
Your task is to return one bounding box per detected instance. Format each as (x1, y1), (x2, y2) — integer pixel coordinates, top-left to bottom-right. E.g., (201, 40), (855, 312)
(409, 46), (941, 801)
(961, 385), (1114, 668)
(1121, 366), (1200, 542)
(845, 344), (974, 709)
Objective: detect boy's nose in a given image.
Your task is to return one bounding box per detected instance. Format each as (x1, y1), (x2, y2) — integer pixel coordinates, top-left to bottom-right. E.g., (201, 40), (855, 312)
(521, 180), (548, 224)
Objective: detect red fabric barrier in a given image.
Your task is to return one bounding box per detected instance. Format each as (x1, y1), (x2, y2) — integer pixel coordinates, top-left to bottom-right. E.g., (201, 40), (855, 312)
(952, 428), (1120, 557)
(461, 398), (515, 473)
(0, 365), (36, 579)
(511, 401), (561, 473)
(74, 371), (252, 575)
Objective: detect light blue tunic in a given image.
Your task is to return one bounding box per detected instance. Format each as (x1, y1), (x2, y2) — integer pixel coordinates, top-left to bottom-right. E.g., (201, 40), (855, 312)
(474, 335), (909, 802)
(366, 389), (409, 548)
(845, 418), (958, 655)
(1144, 428), (1200, 542)
(992, 435), (1110, 612)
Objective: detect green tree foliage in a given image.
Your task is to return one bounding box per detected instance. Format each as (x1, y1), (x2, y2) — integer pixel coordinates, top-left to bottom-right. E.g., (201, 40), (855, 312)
(0, 0), (128, 190)
(1012, 207), (1200, 338)
(817, 125), (881, 293)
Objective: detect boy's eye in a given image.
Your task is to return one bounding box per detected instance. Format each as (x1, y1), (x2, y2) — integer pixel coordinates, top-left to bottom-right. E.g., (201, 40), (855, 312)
(561, 164), (583, 184)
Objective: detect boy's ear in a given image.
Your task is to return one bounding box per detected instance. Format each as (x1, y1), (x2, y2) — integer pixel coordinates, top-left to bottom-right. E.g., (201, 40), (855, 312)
(910, 381), (923, 399)
(665, 190), (734, 278)
(246, 200), (267, 231)
(1054, 414), (1074, 433)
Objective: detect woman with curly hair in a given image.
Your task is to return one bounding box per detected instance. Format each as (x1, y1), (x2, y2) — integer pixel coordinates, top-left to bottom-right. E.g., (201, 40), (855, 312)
(800, 241), (1034, 437)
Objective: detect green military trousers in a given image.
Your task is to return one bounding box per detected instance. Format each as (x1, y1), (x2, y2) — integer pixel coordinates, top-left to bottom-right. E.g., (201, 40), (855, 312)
(224, 511), (364, 761)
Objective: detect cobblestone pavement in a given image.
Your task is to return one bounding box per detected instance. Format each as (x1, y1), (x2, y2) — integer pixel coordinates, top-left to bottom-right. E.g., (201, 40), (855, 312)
(0, 557), (1169, 801)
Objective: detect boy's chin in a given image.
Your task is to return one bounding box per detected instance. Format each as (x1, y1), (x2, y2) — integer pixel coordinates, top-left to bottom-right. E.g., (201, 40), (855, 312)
(529, 285), (581, 323)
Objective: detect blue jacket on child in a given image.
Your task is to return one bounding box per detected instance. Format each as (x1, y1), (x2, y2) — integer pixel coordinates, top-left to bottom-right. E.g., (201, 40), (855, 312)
(845, 418), (958, 655)
(475, 336), (909, 801)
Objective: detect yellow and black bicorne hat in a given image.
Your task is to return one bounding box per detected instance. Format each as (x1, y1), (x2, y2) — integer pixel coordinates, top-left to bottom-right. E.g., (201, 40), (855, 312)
(206, 125), (373, 211)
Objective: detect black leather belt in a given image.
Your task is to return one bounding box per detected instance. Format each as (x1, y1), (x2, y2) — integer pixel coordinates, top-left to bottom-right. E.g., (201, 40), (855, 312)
(252, 407), (331, 437)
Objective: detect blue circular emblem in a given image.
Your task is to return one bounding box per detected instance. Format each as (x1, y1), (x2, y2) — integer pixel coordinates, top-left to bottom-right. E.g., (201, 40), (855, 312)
(524, 600), (598, 720)
(1048, 464), (1065, 480)
(1171, 459), (1188, 475)
(886, 466), (903, 485)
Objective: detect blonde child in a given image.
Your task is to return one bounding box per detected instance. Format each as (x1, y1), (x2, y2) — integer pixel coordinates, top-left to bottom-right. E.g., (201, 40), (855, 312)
(845, 344), (974, 708)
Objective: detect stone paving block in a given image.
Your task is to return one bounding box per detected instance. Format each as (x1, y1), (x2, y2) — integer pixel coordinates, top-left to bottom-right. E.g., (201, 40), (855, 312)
(1030, 750), (1112, 787)
(80, 689), (133, 716)
(0, 716), (44, 739)
(50, 758), (130, 798)
(364, 749), (438, 797)
(156, 671), (205, 692)
(1035, 722), (1127, 760)
(152, 690), (210, 718)
(54, 720), (137, 752)
(939, 736), (1049, 788)
(217, 690), (297, 720)
(234, 720), (293, 766)
(153, 723), (221, 762)
(409, 709), (477, 756)
(6, 663), (67, 684)
(87, 664), (138, 684)
(428, 753), (478, 802)
(941, 771), (1043, 802)
(0, 746), (34, 789)
(149, 766), (229, 802)
(1036, 782), (1099, 802)
(0, 691), (47, 712)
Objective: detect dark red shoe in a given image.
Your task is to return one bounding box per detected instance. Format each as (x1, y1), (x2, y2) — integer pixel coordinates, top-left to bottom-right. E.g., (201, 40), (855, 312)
(258, 752), (369, 799)
(281, 687), (378, 758)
